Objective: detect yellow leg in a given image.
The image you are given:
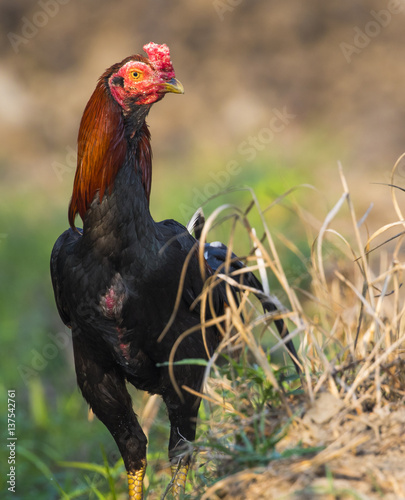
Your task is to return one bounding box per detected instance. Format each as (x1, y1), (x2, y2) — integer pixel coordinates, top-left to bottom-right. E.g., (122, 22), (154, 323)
(127, 461), (146, 500)
(170, 463), (189, 498)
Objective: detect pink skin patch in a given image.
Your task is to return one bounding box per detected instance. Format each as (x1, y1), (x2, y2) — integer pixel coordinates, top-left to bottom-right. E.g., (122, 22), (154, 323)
(102, 286), (122, 317)
(117, 327), (130, 361)
(109, 61), (162, 108)
(104, 288), (116, 315)
(108, 42), (177, 110)
(100, 283), (130, 361)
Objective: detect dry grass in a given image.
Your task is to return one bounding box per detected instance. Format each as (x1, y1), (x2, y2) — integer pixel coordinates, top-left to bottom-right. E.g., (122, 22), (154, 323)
(161, 162), (405, 499)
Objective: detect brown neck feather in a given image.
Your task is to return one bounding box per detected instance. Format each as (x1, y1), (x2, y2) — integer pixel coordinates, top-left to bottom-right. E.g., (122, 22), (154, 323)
(68, 77), (152, 229)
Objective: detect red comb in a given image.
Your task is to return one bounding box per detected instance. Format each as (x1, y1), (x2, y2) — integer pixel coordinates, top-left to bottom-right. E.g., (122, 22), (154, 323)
(143, 42), (175, 79)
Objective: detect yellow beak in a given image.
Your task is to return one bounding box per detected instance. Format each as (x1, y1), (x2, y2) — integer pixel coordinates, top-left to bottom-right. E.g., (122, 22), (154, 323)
(164, 78), (184, 94)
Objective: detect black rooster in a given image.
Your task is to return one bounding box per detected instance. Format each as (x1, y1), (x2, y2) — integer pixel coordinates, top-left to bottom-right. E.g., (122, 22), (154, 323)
(51, 43), (299, 499)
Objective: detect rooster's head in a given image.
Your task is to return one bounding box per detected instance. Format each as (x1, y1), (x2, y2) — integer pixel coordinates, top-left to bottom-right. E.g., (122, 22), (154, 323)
(107, 42), (184, 111)
(69, 43), (181, 228)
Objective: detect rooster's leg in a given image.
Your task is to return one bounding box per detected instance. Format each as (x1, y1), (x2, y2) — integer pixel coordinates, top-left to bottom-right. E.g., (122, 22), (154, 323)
(170, 460), (190, 497)
(72, 334), (148, 499)
(127, 462), (146, 500)
(163, 381), (202, 497)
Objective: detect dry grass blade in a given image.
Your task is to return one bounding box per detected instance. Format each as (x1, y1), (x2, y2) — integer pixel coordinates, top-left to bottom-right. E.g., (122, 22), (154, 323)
(314, 190), (348, 287)
(182, 164), (405, 499)
(390, 151), (405, 225)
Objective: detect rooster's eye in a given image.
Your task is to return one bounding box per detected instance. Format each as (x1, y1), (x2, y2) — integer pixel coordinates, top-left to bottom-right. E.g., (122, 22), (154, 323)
(132, 71), (141, 79)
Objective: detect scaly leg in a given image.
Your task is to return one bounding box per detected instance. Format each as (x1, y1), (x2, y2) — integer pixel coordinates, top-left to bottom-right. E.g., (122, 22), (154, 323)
(127, 460), (146, 500)
(170, 460), (189, 497)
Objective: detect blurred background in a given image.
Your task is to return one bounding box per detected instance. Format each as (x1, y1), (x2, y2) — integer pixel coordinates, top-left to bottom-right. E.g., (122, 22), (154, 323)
(1, 0), (405, 497)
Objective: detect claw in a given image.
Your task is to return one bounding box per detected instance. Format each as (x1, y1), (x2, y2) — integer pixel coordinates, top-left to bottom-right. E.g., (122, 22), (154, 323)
(127, 460), (146, 500)
(170, 462), (189, 498)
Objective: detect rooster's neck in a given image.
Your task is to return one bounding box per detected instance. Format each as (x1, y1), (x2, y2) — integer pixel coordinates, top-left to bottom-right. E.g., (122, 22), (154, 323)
(82, 147), (158, 258)
(68, 80), (152, 229)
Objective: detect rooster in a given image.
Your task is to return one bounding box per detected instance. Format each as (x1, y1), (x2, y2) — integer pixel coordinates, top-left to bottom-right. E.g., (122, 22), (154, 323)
(51, 43), (299, 499)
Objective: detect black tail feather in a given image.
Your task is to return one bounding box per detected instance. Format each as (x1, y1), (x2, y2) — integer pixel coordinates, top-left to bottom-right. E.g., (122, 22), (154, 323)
(188, 208), (301, 374)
